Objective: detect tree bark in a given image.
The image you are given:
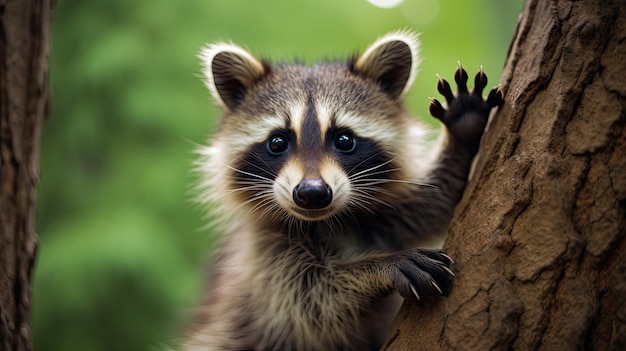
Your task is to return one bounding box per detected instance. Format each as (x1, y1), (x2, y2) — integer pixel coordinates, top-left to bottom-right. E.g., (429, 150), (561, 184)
(0, 0), (51, 350)
(384, 0), (626, 350)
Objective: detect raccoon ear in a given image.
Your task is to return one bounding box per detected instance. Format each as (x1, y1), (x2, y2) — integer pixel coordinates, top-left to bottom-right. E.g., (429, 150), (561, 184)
(352, 30), (420, 100)
(199, 43), (267, 111)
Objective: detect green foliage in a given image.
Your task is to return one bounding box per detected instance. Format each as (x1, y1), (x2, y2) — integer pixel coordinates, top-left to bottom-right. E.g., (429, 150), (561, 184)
(35, 0), (521, 349)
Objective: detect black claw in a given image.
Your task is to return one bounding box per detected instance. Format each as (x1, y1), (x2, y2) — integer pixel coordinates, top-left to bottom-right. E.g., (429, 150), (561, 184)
(436, 75), (455, 104)
(473, 67), (487, 96)
(486, 87), (504, 107)
(428, 98), (445, 120)
(454, 63), (469, 94)
(388, 249), (454, 299)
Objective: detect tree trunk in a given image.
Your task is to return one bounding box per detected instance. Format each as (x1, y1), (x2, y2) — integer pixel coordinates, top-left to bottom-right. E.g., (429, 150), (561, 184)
(384, 0), (626, 350)
(0, 0), (51, 350)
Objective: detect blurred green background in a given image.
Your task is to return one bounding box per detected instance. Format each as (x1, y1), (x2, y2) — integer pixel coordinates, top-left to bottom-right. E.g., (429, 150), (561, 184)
(35, 0), (522, 350)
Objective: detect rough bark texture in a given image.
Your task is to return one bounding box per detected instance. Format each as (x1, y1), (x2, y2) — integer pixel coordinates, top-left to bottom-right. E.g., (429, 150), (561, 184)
(0, 0), (51, 350)
(383, 0), (626, 350)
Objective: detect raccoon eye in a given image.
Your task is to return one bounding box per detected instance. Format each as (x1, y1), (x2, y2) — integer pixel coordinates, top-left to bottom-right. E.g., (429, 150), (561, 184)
(267, 133), (289, 155)
(334, 131), (356, 153)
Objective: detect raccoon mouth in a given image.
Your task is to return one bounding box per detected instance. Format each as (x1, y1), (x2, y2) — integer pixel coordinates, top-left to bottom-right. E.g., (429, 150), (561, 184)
(290, 206), (336, 221)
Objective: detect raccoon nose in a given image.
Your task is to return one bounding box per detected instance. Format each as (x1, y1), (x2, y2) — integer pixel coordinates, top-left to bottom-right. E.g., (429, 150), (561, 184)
(293, 179), (333, 210)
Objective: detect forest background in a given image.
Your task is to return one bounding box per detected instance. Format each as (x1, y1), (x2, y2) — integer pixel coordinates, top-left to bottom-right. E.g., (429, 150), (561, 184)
(35, 1), (521, 349)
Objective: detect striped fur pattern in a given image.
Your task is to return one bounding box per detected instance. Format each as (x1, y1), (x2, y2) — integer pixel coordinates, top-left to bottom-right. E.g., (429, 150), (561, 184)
(185, 30), (503, 350)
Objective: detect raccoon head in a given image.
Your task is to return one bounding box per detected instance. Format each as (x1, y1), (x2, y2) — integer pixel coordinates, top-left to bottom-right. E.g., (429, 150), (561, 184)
(198, 30), (430, 223)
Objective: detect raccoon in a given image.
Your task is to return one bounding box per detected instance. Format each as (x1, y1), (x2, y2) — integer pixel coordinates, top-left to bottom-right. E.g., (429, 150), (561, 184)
(185, 30), (503, 350)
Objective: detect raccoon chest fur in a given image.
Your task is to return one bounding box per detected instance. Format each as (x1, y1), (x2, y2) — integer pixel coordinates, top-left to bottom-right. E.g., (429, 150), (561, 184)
(185, 29), (503, 351)
(197, 221), (404, 350)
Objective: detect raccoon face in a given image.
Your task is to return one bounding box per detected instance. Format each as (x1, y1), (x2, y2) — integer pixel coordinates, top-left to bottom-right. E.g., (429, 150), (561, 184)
(200, 31), (424, 222)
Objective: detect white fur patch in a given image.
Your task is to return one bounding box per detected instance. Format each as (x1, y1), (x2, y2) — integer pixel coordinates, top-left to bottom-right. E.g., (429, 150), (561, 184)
(333, 109), (400, 146)
(316, 102), (333, 137)
(288, 102), (307, 145)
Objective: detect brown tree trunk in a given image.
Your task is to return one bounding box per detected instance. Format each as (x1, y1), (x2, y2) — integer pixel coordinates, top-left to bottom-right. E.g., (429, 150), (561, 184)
(384, 0), (626, 350)
(0, 0), (51, 350)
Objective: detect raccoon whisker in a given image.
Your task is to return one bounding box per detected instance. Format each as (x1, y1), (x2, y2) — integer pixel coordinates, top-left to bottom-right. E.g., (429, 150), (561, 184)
(353, 189), (396, 202)
(221, 179), (273, 189)
(386, 179), (438, 188)
(349, 165), (401, 180)
(287, 216), (310, 241)
(250, 201), (283, 227)
(215, 187), (273, 204)
(286, 217), (298, 240)
(348, 202), (378, 216)
(281, 207), (296, 223)
(349, 194), (389, 213)
(348, 157), (398, 180)
(222, 178), (274, 190)
(348, 165), (439, 189)
(239, 152), (279, 178)
(351, 182), (397, 196)
(226, 190), (275, 216)
(347, 150), (398, 176)
(223, 174), (273, 181)
(225, 182), (273, 190)
(348, 192), (375, 207)
(251, 199), (286, 226)
(225, 164), (275, 183)
(348, 170), (400, 184)
(350, 178), (397, 186)
(260, 200), (282, 218)
(247, 194), (276, 213)
(350, 190), (395, 210)
(229, 200), (268, 219)
(346, 150), (385, 175)
(351, 177), (438, 189)
(221, 184), (273, 194)
(266, 202), (286, 221)
(226, 182), (275, 192)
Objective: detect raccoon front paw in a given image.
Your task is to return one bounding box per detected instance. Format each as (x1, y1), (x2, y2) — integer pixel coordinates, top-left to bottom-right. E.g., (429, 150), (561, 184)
(385, 248), (454, 300)
(429, 63), (503, 147)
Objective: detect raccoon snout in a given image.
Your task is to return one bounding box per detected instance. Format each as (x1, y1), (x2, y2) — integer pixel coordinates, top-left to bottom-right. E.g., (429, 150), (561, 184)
(293, 179), (333, 209)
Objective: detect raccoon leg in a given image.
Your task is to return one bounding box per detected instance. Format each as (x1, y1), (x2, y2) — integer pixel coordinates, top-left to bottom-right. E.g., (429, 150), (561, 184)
(336, 248), (454, 301)
(429, 63), (503, 150)
(383, 65), (503, 248)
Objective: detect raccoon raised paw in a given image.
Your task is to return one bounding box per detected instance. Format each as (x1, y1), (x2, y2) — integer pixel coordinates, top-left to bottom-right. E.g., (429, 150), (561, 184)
(384, 248), (454, 300)
(429, 63), (503, 148)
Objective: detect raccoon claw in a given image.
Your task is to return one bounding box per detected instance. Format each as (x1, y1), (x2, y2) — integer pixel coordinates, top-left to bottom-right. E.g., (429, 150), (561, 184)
(454, 61), (469, 94)
(487, 86), (504, 108)
(430, 64), (503, 147)
(386, 248), (454, 300)
(473, 66), (487, 96)
(428, 97), (445, 120)
(435, 74), (455, 104)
